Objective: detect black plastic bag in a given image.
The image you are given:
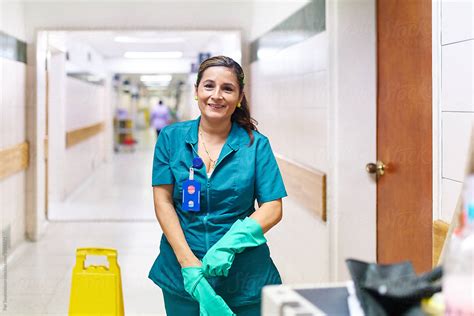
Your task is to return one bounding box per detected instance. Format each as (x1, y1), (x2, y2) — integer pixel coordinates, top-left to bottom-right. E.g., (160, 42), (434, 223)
(346, 259), (442, 316)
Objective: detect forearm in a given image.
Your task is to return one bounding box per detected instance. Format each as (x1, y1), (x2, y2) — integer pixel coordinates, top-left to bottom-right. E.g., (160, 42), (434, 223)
(153, 186), (200, 267)
(250, 199), (283, 233)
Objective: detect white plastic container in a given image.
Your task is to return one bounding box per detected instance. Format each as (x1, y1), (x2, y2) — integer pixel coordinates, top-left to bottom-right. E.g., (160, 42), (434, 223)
(443, 175), (474, 315)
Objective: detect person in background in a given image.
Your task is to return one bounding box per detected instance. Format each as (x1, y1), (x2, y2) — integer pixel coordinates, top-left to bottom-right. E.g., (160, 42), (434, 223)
(150, 100), (171, 137)
(149, 55), (287, 315)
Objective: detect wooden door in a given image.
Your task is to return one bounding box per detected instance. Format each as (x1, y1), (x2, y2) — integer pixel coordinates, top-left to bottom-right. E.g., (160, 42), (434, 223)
(376, 0), (433, 272)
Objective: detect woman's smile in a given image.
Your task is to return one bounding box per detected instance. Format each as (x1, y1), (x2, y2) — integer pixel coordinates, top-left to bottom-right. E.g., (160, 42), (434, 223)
(208, 103), (226, 110)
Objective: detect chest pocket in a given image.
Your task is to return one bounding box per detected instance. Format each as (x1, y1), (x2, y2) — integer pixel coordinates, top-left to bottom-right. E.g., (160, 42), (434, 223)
(206, 154), (240, 215)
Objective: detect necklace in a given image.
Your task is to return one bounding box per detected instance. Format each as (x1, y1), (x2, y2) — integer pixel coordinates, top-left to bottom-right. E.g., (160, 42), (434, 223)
(199, 130), (217, 171)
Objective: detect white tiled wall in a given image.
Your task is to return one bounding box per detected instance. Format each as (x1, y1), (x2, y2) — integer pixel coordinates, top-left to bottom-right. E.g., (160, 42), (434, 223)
(251, 0), (377, 282)
(0, 4), (27, 252)
(441, 40), (474, 112)
(441, 0), (474, 45)
(251, 32), (330, 283)
(439, 1), (474, 222)
(252, 32), (329, 171)
(442, 112), (474, 182)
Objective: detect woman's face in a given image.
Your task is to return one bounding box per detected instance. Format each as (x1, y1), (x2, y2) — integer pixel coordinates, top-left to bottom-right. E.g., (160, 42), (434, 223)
(195, 66), (242, 123)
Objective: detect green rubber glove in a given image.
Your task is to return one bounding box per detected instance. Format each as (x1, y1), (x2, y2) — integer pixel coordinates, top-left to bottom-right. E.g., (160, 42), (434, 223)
(202, 217), (266, 277)
(181, 266), (235, 316)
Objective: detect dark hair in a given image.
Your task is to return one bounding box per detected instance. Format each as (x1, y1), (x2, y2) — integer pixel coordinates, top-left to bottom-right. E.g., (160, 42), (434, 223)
(196, 55), (258, 145)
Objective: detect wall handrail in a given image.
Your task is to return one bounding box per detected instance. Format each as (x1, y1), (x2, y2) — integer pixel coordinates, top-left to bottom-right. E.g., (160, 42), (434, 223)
(66, 122), (104, 148)
(0, 141), (29, 180)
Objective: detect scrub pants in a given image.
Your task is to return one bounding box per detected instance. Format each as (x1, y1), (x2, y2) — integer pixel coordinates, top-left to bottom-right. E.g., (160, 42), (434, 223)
(163, 291), (261, 316)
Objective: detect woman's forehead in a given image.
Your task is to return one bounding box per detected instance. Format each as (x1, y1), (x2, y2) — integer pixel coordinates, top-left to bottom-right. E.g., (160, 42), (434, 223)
(201, 66), (238, 83)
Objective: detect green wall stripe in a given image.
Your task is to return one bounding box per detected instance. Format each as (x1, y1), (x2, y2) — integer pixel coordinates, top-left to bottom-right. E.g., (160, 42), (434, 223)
(250, 0), (325, 63)
(0, 31), (27, 64)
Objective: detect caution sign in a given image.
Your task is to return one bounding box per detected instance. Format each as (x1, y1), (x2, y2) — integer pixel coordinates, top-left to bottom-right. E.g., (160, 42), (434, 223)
(69, 248), (124, 315)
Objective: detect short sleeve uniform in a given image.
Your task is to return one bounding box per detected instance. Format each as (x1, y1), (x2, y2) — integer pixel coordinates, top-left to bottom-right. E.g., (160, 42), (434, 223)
(149, 117), (287, 307)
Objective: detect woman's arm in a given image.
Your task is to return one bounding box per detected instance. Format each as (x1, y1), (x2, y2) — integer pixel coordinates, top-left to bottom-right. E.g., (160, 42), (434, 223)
(153, 185), (201, 267)
(250, 199), (283, 233)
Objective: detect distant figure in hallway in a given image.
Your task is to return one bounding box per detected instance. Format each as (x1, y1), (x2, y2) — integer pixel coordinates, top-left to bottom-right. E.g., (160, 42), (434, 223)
(150, 100), (171, 137)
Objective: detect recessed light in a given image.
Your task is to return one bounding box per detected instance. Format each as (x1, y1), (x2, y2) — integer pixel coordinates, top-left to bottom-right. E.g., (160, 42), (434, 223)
(140, 75), (172, 82)
(114, 36), (184, 44)
(124, 51), (183, 59)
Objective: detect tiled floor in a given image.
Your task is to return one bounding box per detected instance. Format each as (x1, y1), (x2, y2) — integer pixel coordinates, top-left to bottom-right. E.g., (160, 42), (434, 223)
(1, 130), (165, 315)
(1, 222), (165, 315)
(48, 130), (156, 221)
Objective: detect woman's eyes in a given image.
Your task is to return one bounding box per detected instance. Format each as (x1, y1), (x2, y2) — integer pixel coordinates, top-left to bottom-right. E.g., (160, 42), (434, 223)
(202, 83), (234, 92)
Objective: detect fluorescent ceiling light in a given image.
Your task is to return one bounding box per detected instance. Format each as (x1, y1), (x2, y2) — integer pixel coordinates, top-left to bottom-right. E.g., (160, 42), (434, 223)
(143, 81), (169, 86)
(114, 36), (184, 44)
(124, 51), (183, 59)
(140, 75), (172, 82)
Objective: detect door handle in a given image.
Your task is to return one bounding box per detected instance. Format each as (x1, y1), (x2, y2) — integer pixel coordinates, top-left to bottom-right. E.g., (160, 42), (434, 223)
(366, 160), (386, 177)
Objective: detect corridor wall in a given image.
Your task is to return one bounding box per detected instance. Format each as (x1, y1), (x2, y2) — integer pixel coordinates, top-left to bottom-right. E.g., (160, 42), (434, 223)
(437, 1), (474, 222)
(47, 38), (108, 207)
(0, 1), (27, 252)
(62, 77), (106, 199)
(250, 0), (377, 282)
(251, 33), (330, 283)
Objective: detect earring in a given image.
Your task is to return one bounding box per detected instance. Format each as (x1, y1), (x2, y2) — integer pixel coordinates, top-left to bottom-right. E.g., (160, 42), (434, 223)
(194, 96), (198, 101)
(237, 103), (241, 108)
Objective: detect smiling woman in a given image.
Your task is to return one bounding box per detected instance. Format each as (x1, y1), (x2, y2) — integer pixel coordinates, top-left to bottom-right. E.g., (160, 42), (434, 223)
(149, 56), (287, 316)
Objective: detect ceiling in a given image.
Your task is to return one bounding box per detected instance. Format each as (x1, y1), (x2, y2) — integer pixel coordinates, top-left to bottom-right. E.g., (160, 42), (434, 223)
(67, 30), (240, 59)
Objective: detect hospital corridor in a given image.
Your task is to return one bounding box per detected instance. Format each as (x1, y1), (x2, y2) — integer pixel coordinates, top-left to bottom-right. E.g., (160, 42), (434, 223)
(1, 0), (474, 315)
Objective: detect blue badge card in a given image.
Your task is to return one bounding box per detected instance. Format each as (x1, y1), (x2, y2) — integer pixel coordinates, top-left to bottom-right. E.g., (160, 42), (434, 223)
(182, 179), (201, 212)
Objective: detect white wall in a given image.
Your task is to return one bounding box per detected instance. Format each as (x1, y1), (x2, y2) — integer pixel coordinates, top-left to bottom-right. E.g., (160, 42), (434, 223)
(248, 1), (310, 41)
(0, 1), (26, 41)
(47, 37), (108, 212)
(327, 0), (377, 281)
(63, 78), (106, 200)
(438, 0), (474, 222)
(251, 0), (377, 282)
(48, 52), (67, 207)
(0, 1), (27, 250)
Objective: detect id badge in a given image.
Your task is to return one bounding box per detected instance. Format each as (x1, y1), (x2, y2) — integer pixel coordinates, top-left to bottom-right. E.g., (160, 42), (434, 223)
(182, 179), (201, 212)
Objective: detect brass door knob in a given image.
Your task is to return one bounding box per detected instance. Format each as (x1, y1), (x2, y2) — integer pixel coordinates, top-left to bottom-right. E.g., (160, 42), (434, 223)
(366, 160), (386, 176)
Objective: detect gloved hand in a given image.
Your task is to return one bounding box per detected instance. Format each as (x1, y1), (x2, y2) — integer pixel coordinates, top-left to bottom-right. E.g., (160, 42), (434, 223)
(202, 217), (266, 277)
(181, 266), (235, 316)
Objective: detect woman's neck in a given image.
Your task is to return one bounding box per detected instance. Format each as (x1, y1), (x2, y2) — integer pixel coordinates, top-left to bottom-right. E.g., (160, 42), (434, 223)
(199, 117), (232, 142)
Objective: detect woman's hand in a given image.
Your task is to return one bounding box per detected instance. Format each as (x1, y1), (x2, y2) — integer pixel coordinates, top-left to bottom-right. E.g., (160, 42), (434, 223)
(202, 217), (267, 277)
(181, 267), (235, 315)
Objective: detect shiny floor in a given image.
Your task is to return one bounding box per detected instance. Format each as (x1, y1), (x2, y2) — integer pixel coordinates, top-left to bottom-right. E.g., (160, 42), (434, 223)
(2, 130), (165, 315)
(1, 129), (317, 315)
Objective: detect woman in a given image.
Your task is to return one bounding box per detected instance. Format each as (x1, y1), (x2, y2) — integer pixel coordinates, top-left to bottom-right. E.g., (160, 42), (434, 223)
(149, 56), (287, 316)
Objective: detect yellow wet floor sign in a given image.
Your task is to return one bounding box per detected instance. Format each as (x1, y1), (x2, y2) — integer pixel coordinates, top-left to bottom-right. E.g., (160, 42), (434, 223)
(69, 248), (124, 315)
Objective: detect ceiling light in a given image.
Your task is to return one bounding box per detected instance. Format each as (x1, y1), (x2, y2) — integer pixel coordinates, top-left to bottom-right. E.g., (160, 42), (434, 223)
(124, 51), (183, 59)
(143, 81), (169, 86)
(114, 36), (184, 44)
(140, 75), (172, 82)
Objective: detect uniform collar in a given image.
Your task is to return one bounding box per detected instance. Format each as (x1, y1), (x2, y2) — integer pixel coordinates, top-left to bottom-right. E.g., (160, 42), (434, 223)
(185, 116), (241, 151)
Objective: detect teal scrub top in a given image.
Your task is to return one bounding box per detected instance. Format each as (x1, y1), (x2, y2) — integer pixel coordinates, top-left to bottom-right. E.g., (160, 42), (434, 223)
(149, 117), (287, 307)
